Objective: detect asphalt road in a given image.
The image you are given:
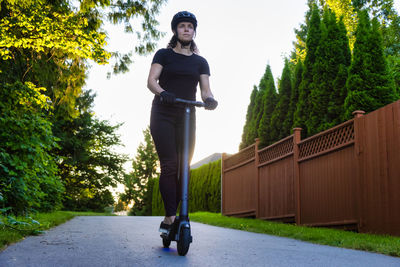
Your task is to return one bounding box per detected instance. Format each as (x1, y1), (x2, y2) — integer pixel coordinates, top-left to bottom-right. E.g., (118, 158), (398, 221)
(0, 216), (399, 267)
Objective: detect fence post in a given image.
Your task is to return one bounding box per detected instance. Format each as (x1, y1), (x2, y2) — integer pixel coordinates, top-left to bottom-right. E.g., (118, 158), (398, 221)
(221, 152), (226, 215)
(352, 110), (365, 119)
(293, 128), (302, 225)
(254, 138), (260, 218)
(352, 110), (365, 232)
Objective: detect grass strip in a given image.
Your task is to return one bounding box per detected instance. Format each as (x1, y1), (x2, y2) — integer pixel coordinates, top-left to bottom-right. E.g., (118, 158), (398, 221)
(190, 211), (400, 257)
(0, 211), (114, 251)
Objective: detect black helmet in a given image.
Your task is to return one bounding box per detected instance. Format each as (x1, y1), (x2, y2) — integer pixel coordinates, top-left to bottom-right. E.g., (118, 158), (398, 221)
(171, 11), (197, 32)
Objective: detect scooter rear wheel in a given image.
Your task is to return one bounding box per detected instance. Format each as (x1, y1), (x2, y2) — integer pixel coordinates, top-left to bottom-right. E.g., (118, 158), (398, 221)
(177, 227), (191, 256)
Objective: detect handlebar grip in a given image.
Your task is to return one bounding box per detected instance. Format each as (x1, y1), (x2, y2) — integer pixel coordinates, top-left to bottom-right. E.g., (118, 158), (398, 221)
(175, 98), (205, 107)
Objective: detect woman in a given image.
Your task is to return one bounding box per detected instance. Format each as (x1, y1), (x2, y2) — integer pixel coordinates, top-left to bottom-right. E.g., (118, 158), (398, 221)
(147, 11), (218, 234)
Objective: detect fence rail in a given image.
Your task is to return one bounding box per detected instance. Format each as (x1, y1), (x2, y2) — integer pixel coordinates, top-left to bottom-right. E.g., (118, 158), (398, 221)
(221, 100), (400, 236)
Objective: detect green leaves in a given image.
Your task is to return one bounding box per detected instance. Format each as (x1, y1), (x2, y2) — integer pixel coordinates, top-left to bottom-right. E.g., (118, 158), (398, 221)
(344, 10), (398, 119)
(0, 207), (11, 213)
(269, 59), (293, 142)
(0, 82), (63, 215)
(0, 213), (45, 235)
(0, 3), (110, 63)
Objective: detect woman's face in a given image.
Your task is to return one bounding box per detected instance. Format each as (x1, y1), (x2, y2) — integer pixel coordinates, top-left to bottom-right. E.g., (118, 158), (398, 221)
(176, 22), (195, 42)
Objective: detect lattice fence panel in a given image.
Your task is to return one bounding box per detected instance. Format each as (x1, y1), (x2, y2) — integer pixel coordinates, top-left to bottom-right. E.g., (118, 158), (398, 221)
(299, 122), (354, 159)
(224, 145), (255, 169)
(258, 137), (293, 165)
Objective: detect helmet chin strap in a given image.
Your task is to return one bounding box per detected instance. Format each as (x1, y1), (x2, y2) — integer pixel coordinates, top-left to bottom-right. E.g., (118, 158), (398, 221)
(177, 38), (192, 48)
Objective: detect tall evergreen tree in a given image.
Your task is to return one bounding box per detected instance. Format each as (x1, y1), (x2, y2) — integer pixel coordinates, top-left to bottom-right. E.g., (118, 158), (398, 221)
(327, 17), (352, 127)
(293, 4), (321, 137)
(285, 61), (304, 132)
(291, 0), (319, 63)
(246, 65), (274, 146)
(307, 9), (351, 135)
(388, 55), (400, 95)
(258, 78), (278, 148)
(324, 0), (358, 50)
(240, 86), (258, 150)
(269, 59), (293, 142)
(344, 10), (398, 119)
(55, 90), (128, 211)
(121, 127), (159, 216)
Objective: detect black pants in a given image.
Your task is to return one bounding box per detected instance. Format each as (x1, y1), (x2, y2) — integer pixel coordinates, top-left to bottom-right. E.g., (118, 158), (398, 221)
(150, 104), (196, 217)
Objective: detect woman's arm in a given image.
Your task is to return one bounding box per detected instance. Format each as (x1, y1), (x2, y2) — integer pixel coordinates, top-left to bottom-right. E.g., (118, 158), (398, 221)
(147, 63), (164, 95)
(199, 74), (214, 101)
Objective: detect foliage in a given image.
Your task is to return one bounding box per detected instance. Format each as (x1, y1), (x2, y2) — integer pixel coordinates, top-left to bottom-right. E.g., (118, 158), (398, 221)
(239, 86), (258, 150)
(189, 159), (221, 213)
(244, 65), (275, 148)
(241, 0), (399, 149)
(114, 199), (128, 212)
(284, 60), (303, 133)
(0, 210), (44, 237)
(344, 10), (398, 119)
(387, 55), (400, 94)
(0, 0), (166, 217)
(152, 159), (222, 216)
(78, 0), (166, 75)
(151, 177), (164, 216)
(307, 8), (351, 135)
(0, 0), (107, 118)
(293, 4), (321, 137)
(291, 0), (317, 64)
(257, 78), (278, 148)
(0, 1), (109, 62)
(0, 82), (63, 215)
(122, 127), (159, 216)
(295, 0), (399, 61)
(54, 90), (126, 212)
(0, 0), (165, 74)
(324, 0), (358, 50)
(269, 59), (293, 142)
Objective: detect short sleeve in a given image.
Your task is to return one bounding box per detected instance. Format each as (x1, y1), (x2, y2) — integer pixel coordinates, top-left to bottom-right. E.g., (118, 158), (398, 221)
(152, 49), (166, 66)
(200, 58), (210, 76)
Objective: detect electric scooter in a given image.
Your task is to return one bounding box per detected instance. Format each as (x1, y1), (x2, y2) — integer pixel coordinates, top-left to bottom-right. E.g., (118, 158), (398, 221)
(160, 98), (205, 256)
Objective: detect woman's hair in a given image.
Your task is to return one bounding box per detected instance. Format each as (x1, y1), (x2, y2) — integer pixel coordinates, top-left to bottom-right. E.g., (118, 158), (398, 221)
(167, 35), (198, 54)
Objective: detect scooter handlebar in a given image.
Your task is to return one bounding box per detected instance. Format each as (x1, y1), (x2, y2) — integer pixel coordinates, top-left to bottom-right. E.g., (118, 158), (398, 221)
(175, 98), (205, 107)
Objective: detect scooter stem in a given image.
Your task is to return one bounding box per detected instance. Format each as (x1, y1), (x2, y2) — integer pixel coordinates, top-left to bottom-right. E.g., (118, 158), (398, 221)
(180, 106), (191, 218)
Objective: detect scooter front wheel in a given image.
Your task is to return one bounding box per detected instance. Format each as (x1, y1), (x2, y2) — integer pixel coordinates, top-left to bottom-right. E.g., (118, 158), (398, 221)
(177, 227), (191, 256)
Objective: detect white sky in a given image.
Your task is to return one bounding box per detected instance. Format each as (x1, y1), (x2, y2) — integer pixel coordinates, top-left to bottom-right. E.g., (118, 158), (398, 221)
(85, 0), (400, 170)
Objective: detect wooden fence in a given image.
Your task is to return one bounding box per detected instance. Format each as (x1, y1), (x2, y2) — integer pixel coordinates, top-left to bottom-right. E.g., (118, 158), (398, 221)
(221, 100), (400, 236)
(222, 144), (256, 217)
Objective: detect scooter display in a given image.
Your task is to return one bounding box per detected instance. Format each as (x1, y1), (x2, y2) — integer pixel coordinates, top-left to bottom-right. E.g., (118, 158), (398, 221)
(160, 98), (205, 256)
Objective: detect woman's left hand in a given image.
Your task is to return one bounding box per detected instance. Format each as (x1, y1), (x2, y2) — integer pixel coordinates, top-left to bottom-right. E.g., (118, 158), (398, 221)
(204, 97), (218, 110)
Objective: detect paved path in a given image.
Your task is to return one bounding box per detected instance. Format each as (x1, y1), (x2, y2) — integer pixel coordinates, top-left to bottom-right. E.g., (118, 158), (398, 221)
(0, 216), (399, 267)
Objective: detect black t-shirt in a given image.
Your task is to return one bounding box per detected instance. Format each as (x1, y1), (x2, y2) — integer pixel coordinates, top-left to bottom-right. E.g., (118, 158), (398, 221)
(151, 48), (210, 105)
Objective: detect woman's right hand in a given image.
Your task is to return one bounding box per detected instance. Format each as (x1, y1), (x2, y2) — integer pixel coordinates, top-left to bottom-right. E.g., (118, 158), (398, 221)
(204, 97), (218, 110)
(160, 91), (176, 104)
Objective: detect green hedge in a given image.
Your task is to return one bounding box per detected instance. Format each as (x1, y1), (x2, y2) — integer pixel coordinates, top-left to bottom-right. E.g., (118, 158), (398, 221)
(152, 159), (221, 216)
(152, 178), (164, 216)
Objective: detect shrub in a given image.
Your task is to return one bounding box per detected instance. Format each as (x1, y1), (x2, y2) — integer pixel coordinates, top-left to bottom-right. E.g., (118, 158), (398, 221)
(151, 159), (221, 215)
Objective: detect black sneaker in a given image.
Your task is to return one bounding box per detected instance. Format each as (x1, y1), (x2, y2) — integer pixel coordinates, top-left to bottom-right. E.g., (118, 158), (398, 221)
(159, 221), (172, 235)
